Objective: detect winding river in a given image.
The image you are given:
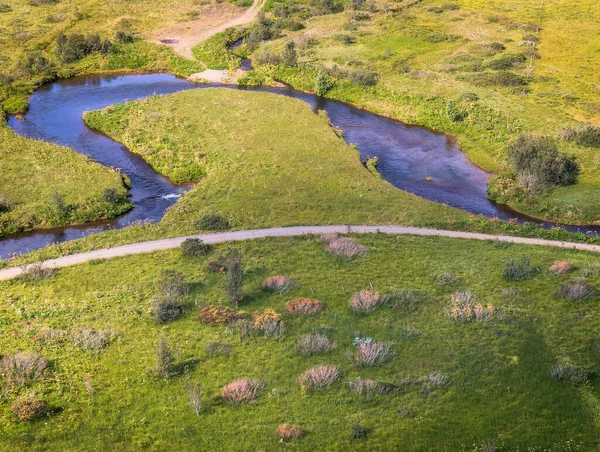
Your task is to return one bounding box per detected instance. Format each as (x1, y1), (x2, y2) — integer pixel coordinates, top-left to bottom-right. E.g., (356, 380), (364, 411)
(1, 73), (595, 258)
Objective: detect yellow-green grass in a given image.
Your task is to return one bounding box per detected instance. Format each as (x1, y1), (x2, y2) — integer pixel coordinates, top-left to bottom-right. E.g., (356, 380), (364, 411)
(1, 234), (600, 449)
(252, 0), (600, 223)
(0, 124), (132, 237)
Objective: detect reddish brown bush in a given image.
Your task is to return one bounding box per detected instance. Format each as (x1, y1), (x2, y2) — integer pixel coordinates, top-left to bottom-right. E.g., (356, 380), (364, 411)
(550, 261), (575, 275)
(348, 290), (388, 314)
(262, 276), (294, 292)
(221, 378), (264, 404)
(11, 395), (49, 421)
(296, 333), (336, 355)
(286, 298), (324, 315)
(299, 365), (339, 390)
(349, 338), (396, 367)
(277, 424), (302, 440)
(198, 305), (248, 325)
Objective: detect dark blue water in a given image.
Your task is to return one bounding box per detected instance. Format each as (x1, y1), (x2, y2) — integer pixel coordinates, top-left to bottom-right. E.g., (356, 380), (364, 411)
(1, 73), (595, 258)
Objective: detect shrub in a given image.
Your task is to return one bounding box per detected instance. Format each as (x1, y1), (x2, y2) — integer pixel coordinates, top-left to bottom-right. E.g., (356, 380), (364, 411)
(253, 309), (286, 338)
(19, 263), (56, 282)
(503, 256), (535, 281)
(501, 287), (521, 302)
(299, 365), (339, 390)
(184, 380), (203, 416)
(551, 363), (589, 385)
(0, 3), (12, 13)
(56, 32), (112, 63)
(555, 279), (594, 301)
(115, 30), (134, 44)
(180, 238), (212, 257)
(155, 269), (188, 297)
(286, 298), (323, 315)
(348, 377), (377, 396)
(154, 336), (176, 379)
(486, 53), (527, 70)
(0, 195), (11, 212)
(435, 271), (459, 288)
(448, 291), (496, 322)
(457, 72), (530, 87)
(221, 378), (264, 404)
(401, 326), (423, 339)
(196, 213), (230, 231)
(325, 237), (367, 259)
(349, 338), (395, 367)
(277, 424), (302, 441)
(296, 333), (336, 355)
(348, 289), (388, 314)
(549, 261), (575, 275)
(102, 187), (123, 204)
(262, 276), (294, 293)
(389, 289), (425, 312)
(73, 327), (116, 353)
(205, 342), (231, 356)
(351, 423), (367, 439)
(506, 134), (579, 192)
(283, 41), (297, 67)
(1, 352), (47, 388)
(225, 252), (244, 306)
(314, 70), (332, 96)
(348, 68), (378, 86)
(198, 305), (247, 325)
(206, 252), (232, 273)
(558, 125), (600, 148)
(152, 296), (184, 323)
(11, 395), (50, 421)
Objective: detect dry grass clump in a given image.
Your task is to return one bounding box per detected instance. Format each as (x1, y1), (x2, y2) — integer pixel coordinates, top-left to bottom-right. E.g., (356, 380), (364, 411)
(286, 298), (324, 315)
(205, 342), (231, 356)
(322, 235), (367, 259)
(19, 263), (56, 282)
(447, 291), (496, 322)
(276, 424), (302, 441)
(262, 276), (295, 293)
(73, 327), (117, 353)
(348, 377), (377, 396)
(11, 394), (50, 421)
(299, 365), (339, 390)
(1, 351), (48, 388)
(549, 261), (575, 275)
(221, 378), (264, 404)
(296, 333), (336, 355)
(349, 338), (395, 367)
(348, 289), (388, 314)
(555, 279), (594, 301)
(198, 305), (248, 325)
(423, 373), (452, 390)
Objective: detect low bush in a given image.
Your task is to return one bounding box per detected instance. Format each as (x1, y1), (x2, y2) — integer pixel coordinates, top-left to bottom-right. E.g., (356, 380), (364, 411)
(325, 237), (367, 259)
(262, 276), (294, 293)
(205, 342), (231, 356)
(196, 213), (230, 231)
(152, 296), (184, 323)
(555, 279), (594, 301)
(11, 395), (50, 421)
(551, 363), (589, 385)
(1, 351), (48, 388)
(448, 291), (496, 322)
(486, 53), (527, 70)
(286, 298), (323, 315)
(348, 377), (377, 396)
(299, 365), (339, 390)
(180, 238), (212, 257)
(558, 125), (600, 148)
(0, 195), (11, 212)
(351, 423), (367, 439)
(73, 327), (117, 353)
(349, 338), (395, 367)
(221, 378), (264, 404)
(434, 271), (460, 288)
(389, 289), (425, 312)
(502, 287), (521, 302)
(503, 256), (535, 281)
(154, 336), (176, 379)
(19, 264), (56, 282)
(457, 71), (531, 87)
(549, 261), (575, 275)
(253, 309), (286, 338)
(155, 269), (188, 297)
(56, 32), (112, 63)
(0, 3), (12, 12)
(347, 69), (379, 86)
(296, 333), (336, 355)
(506, 133), (579, 193)
(198, 305), (248, 325)
(277, 424), (302, 441)
(348, 289), (388, 314)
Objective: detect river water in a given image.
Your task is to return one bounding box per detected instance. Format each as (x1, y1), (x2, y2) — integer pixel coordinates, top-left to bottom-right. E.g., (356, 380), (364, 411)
(1, 73), (594, 258)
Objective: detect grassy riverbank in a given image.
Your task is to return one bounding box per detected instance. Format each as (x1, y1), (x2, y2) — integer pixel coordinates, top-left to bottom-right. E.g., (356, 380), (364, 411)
(1, 234), (600, 449)
(0, 123), (132, 238)
(241, 0), (600, 224)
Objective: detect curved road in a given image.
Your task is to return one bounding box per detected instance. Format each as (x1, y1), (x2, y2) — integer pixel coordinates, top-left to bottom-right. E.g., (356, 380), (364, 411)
(1, 225), (599, 281)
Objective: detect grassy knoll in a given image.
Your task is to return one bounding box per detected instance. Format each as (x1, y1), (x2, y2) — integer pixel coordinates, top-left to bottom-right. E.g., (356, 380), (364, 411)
(243, 0), (600, 224)
(0, 123), (132, 238)
(1, 234), (600, 449)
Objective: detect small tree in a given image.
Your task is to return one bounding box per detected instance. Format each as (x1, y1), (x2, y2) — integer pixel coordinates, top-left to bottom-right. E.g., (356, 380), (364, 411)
(224, 251), (244, 306)
(155, 336), (176, 379)
(283, 41), (297, 67)
(314, 70), (331, 97)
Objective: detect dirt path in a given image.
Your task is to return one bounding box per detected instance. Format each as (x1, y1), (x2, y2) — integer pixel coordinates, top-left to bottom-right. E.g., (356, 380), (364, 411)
(150, 0), (263, 60)
(1, 225), (599, 281)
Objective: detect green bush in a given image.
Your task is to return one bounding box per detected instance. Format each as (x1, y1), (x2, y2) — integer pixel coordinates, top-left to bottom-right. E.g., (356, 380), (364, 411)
(181, 238), (212, 257)
(457, 71), (530, 87)
(558, 125), (600, 148)
(152, 296), (184, 323)
(486, 53), (526, 70)
(56, 33), (112, 63)
(348, 68), (378, 86)
(503, 256), (535, 281)
(196, 213), (230, 231)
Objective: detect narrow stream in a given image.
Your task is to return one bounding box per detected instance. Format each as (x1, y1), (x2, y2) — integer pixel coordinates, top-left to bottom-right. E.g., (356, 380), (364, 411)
(1, 73), (596, 258)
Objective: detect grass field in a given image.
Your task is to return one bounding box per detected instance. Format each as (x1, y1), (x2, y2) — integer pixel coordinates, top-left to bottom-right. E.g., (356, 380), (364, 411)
(1, 234), (600, 449)
(0, 123), (132, 238)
